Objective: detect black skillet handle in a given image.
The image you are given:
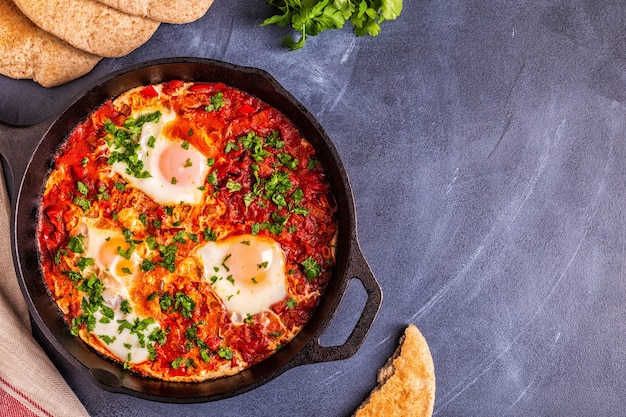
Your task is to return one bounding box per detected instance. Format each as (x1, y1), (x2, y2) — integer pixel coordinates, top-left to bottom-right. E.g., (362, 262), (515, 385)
(0, 120), (49, 203)
(296, 236), (383, 365)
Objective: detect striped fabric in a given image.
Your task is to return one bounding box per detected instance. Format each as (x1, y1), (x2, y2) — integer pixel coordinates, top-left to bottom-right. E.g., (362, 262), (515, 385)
(0, 169), (89, 417)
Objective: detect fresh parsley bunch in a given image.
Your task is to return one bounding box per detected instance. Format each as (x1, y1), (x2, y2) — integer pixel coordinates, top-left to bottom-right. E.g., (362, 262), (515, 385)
(262, 0), (403, 50)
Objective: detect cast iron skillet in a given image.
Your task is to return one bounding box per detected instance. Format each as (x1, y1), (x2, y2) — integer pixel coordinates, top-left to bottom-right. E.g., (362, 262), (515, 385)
(0, 58), (382, 403)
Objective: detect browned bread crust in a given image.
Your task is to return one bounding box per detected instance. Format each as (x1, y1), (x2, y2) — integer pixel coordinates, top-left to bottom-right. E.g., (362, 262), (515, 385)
(94, 0), (214, 24)
(0, 0), (100, 87)
(11, 0), (160, 57)
(353, 324), (436, 417)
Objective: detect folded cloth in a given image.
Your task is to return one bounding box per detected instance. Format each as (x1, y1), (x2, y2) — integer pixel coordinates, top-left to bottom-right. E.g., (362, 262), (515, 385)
(0, 169), (89, 416)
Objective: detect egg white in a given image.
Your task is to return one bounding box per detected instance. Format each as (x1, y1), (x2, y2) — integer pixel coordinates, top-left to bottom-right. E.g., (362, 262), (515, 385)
(79, 222), (161, 364)
(195, 234), (288, 319)
(110, 108), (209, 205)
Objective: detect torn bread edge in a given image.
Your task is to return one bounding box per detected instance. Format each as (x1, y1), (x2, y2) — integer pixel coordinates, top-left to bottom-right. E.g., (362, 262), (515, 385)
(353, 324), (436, 417)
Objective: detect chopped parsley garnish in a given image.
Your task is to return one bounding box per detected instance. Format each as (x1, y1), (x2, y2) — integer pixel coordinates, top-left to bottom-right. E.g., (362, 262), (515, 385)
(76, 257), (94, 271)
(238, 131), (271, 161)
(156, 291), (196, 319)
(73, 196), (91, 212)
(99, 335), (117, 345)
(117, 241), (135, 260)
(204, 92), (225, 112)
(105, 111), (161, 179)
(226, 179), (242, 192)
(141, 259), (156, 272)
(224, 141), (240, 153)
(117, 317), (157, 349)
(252, 211), (291, 236)
(265, 131), (285, 149)
(171, 357), (195, 369)
(68, 234), (85, 254)
(76, 181), (89, 195)
(218, 346), (233, 360)
(277, 153), (298, 169)
(222, 254), (232, 272)
(173, 230), (187, 243)
(301, 256), (321, 281)
(158, 244), (178, 272)
(203, 228), (217, 241)
(146, 236), (158, 249)
(54, 249), (68, 264)
(200, 350), (211, 363)
(120, 299), (133, 314)
(96, 185), (110, 201)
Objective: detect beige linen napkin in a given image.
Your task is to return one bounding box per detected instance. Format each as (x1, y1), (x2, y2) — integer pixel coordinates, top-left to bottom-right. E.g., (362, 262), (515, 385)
(0, 169), (89, 416)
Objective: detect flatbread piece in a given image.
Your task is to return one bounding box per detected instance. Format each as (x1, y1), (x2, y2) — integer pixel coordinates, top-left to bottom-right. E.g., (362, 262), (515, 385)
(94, 0), (214, 24)
(0, 0), (100, 87)
(12, 0), (160, 57)
(353, 324), (436, 417)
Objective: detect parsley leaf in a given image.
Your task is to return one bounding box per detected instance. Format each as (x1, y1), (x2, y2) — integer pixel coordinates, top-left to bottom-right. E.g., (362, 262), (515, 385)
(262, 0), (403, 50)
(205, 92), (226, 112)
(301, 256), (321, 281)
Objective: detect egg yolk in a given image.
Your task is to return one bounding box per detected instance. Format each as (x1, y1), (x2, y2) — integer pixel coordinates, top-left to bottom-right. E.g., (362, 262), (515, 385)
(158, 141), (206, 187)
(225, 239), (275, 288)
(100, 237), (135, 277)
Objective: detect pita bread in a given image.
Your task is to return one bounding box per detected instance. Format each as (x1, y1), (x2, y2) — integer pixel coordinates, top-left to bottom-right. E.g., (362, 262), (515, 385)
(12, 0), (160, 58)
(94, 0), (214, 24)
(0, 0), (100, 87)
(353, 324), (436, 417)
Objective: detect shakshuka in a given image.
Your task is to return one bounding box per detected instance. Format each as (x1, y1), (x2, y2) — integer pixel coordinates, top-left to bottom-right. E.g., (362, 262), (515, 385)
(37, 81), (338, 382)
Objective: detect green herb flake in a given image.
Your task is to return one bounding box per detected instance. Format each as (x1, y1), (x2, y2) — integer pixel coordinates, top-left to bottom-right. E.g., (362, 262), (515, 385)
(120, 299), (133, 314)
(99, 335), (117, 345)
(73, 196), (91, 212)
(76, 181), (89, 195)
(77, 257), (95, 271)
(203, 228), (217, 241)
(218, 346), (233, 360)
(286, 297), (297, 309)
(54, 249), (68, 264)
(301, 256), (321, 281)
(205, 92), (225, 112)
(68, 234), (86, 254)
(141, 258), (156, 272)
(226, 179), (242, 192)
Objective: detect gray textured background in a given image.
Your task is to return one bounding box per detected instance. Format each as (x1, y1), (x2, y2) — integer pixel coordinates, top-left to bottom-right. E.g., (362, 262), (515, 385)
(2, 0), (626, 415)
